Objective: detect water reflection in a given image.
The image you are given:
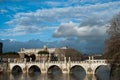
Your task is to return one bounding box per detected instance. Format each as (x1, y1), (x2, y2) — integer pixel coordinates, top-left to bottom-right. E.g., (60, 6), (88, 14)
(84, 74), (97, 80)
(0, 73), (109, 80)
(0, 67), (110, 80)
(95, 66), (110, 80)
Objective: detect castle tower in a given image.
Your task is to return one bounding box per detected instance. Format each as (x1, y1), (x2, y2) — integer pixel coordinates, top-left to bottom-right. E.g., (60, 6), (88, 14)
(0, 42), (3, 55)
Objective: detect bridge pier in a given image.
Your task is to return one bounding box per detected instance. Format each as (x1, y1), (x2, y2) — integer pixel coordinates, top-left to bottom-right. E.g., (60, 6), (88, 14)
(62, 67), (69, 74)
(23, 65), (27, 74)
(42, 60), (47, 73)
(86, 67), (96, 74)
(86, 69), (95, 74)
(41, 69), (47, 73)
(62, 57), (70, 74)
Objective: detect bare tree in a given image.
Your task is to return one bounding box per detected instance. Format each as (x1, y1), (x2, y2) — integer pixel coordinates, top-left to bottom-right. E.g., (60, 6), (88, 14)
(105, 13), (120, 63)
(105, 13), (120, 80)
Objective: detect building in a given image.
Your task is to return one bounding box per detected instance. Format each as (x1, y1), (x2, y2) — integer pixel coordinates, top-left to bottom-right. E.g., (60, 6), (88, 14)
(0, 42), (3, 55)
(53, 48), (83, 61)
(18, 46), (83, 61)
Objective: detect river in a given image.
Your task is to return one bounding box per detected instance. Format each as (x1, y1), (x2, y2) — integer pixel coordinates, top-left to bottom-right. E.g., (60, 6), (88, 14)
(0, 66), (110, 80)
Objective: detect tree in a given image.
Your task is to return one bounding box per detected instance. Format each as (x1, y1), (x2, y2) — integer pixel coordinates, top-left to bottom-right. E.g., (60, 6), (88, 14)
(105, 13), (120, 62)
(4, 52), (19, 55)
(105, 13), (120, 80)
(38, 51), (49, 55)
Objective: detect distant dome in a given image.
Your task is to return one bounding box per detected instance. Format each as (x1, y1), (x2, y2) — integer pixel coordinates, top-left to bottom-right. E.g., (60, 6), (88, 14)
(61, 46), (68, 49)
(43, 45), (47, 51)
(44, 45), (47, 48)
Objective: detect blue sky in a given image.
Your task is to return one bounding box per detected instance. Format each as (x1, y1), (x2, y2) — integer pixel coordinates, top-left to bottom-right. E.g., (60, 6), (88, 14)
(0, 0), (120, 53)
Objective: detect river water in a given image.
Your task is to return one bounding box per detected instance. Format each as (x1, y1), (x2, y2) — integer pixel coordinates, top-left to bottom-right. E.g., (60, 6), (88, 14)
(0, 66), (110, 80)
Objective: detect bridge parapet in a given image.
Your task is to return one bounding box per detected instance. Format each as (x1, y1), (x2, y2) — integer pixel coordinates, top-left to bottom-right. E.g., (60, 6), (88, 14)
(71, 61), (81, 63)
(47, 61), (65, 63)
(9, 62), (25, 64)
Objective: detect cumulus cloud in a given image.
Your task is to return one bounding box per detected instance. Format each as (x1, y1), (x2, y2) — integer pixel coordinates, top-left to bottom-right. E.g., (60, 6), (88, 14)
(53, 22), (78, 37)
(7, 1), (120, 23)
(44, 1), (63, 7)
(3, 1), (120, 37)
(43, 0), (117, 8)
(53, 21), (108, 38)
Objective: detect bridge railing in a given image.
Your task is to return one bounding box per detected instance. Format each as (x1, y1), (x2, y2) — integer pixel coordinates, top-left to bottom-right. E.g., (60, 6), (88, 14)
(26, 61), (66, 64)
(70, 60), (107, 64)
(8, 57), (108, 64)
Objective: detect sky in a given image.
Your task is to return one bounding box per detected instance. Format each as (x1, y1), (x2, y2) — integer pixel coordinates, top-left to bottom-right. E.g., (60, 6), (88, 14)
(0, 0), (120, 54)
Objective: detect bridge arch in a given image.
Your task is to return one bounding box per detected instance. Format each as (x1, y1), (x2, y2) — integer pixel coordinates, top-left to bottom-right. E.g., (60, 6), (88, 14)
(47, 65), (62, 74)
(12, 65), (23, 74)
(70, 65), (86, 74)
(95, 65), (110, 74)
(95, 65), (110, 79)
(28, 65), (41, 74)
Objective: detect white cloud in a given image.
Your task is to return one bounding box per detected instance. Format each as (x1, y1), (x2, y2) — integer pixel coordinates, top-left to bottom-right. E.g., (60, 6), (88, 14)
(0, 26), (44, 36)
(44, 1), (63, 7)
(6, 6), (24, 12)
(7, 1), (120, 24)
(9, 39), (16, 42)
(0, 24), (57, 36)
(3, 1), (120, 36)
(53, 21), (108, 37)
(0, 9), (8, 14)
(54, 22), (78, 37)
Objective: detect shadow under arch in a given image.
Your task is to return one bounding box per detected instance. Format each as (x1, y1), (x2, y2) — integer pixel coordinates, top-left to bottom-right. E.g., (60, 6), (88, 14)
(47, 65), (62, 75)
(95, 65), (110, 80)
(12, 65), (22, 75)
(70, 65), (86, 80)
(28, 65), (41, 75)
(95, 65), (110, 74)
(70, 65), (86, 74)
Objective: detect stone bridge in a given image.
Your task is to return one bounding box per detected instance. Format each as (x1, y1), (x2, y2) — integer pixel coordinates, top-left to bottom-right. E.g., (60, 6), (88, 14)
(8, 57), (110, 75)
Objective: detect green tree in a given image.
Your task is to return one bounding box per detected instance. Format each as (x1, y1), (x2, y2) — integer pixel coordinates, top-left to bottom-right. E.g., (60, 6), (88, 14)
(105, 13), (120, 80)
(38, 51), (49, 55)
(3, 52), (19, 55)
